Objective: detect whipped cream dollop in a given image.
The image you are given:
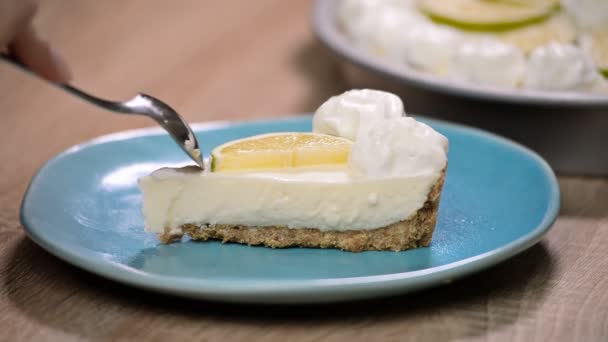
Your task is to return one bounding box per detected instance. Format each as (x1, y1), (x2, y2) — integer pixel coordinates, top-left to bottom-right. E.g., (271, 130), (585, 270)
(524, 42), (599, 90)
(403, 23), (462, 74)
(358, 9), (423, 63)
(349, 117), (448, 177)
(450, 37), (525, 87)
(313, 89), (404, 141)
(338, 1), (420, 39)
(314, 89), (448, 178)
(338, 0), (421, 62)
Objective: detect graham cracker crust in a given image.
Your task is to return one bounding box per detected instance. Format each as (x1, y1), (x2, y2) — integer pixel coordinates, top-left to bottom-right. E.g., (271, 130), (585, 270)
(160, 171), (446, 252)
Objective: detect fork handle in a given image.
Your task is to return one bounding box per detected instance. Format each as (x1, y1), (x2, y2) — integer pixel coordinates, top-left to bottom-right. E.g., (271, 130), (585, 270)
(0, 53), (137, 114)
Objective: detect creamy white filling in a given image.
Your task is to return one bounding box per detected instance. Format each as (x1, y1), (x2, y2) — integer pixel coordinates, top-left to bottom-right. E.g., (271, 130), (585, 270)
(140, 167), (440, 233)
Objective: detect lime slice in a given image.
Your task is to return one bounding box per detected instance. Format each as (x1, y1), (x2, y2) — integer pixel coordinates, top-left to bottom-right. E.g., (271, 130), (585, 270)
(417, 0), (560, 31)
(210, 133), (353, 172)
(498, 12), (576, 53)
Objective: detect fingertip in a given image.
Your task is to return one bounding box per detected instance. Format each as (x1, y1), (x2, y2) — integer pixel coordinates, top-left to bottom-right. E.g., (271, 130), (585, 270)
(0, 0), (38, 46)
(10, 25), (72, 83)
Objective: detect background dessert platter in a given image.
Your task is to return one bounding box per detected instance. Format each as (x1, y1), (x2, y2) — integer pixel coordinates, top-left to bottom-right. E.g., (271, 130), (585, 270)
(312, 0), (608, 175)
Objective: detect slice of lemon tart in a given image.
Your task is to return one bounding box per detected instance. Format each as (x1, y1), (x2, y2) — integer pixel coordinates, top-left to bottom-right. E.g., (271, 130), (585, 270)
(139, 89), (449, 252)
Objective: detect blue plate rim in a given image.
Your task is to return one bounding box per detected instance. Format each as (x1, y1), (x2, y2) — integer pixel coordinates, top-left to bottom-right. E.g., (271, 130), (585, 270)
(20, 115), (560, 301)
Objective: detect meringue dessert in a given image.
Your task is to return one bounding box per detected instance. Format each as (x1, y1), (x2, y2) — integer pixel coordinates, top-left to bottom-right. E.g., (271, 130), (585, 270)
(338, 0), (608, 93)
(139, 89), (449, 252)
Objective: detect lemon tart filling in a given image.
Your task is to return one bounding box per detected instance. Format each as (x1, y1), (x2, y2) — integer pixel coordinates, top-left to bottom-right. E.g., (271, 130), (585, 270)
(139, 89), (448, 249)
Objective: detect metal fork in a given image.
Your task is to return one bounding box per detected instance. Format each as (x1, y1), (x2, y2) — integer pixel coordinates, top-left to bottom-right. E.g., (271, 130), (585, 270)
(0, 53), (205, 170)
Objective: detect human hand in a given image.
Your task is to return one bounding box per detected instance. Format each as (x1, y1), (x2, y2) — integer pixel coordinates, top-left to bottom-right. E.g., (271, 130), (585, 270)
(0, 0), (71, 83)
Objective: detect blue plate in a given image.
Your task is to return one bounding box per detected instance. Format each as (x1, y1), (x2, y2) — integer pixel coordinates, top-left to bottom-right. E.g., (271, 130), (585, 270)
(21, 116), (559, 304)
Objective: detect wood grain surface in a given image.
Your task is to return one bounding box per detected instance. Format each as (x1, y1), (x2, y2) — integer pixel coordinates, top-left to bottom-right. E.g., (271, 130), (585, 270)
(0, 1), (607, 341)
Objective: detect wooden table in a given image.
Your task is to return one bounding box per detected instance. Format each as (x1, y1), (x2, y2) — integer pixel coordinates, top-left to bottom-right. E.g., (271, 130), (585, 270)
(1, 1), (606, 341)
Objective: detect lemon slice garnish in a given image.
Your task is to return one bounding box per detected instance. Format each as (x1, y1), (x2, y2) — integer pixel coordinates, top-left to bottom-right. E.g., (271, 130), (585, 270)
(210, 133), (353, 172)
(417, 0), (560, 31)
